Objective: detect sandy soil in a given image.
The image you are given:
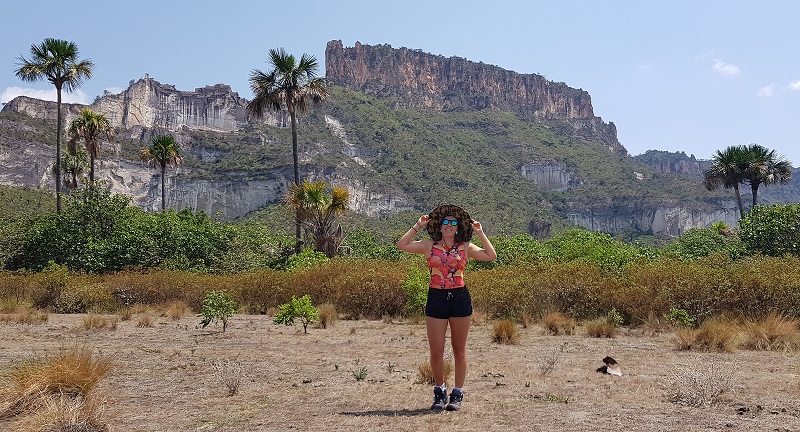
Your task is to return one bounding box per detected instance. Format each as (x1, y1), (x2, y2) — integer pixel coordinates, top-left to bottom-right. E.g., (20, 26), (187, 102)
(1, 313), (799, 432)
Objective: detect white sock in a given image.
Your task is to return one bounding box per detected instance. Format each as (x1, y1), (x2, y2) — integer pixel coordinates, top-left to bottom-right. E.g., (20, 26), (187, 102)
(435, 384), (446, 392)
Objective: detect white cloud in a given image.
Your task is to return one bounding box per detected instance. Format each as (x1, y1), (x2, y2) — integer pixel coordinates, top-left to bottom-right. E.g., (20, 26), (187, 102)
(0, 86), (89, 104)
(713, 59), (740, 76)
(757, 85), (775, 97)
(790, 80), (800, 91)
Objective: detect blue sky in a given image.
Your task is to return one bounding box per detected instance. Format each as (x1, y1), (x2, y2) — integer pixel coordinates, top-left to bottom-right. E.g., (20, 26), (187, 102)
(2, 0), (799, 164)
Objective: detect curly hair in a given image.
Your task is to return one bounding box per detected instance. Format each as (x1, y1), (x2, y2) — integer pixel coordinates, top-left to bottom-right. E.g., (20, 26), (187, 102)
(426, 204), (473, 243)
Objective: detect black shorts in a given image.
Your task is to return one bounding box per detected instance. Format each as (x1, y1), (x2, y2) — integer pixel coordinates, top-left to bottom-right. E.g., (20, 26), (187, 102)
(425, 287), (473, 319)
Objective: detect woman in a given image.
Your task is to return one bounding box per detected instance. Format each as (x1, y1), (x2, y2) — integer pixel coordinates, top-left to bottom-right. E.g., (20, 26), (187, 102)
(396, 204), (497, 411)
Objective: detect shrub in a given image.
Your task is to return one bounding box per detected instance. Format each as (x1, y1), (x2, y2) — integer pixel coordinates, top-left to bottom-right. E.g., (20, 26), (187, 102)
(284, 249), (329, 272)
(274, 294), (319, 333)
(492, 319), (520, 344)
(0, 308), (48, 325)
(585, 319), (618, 338)
(401, 267), (428, 317)
(137, 314), (154, 328)
(541, 312), (576, 335)
(664, 307), (696, 328)
(663, 227), (745, 261)
(200, 290), (237, 332)
(739, 203), (800, 257)
(664, 361), (738, 407)
(165, 300), (190, 320)
(211, 359), (245, 396)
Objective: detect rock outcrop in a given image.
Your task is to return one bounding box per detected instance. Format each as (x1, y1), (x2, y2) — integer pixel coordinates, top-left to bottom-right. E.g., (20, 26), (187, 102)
(325, 40), (620, 149)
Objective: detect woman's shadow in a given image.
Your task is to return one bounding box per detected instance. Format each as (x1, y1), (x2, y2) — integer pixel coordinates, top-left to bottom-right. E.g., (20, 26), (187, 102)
(339, 408), (436, 417)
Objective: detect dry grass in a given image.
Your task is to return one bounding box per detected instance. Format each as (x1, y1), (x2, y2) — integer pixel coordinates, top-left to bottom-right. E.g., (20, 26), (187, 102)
(541, 312), (576, 335)
(415, 360), (453, 386)
(520, 312), (534, 329)
(674, 316), (740, 352)
(2, 314), (800, 430)
(585, 318), (618, 338)
(492, 319), (520, 345)
(317, 303), (338, 329)
(211, 359), (245, 397)
(81, 315), (118, 331)
(0, 347), (111, 421)
(740, 313), (800, 352)
(639, 310), (673, 335)
(164, 300), (191, 321)
(664, 360), (739, 407)
(116, 307), (133, 321)
(136, 314), (154, 328)
(16, 393), (108, 432)
(0, 308), (48, 325)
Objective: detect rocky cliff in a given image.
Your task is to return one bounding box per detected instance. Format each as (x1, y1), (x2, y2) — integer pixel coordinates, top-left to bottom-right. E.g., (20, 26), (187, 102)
(325, 40), (620, 149)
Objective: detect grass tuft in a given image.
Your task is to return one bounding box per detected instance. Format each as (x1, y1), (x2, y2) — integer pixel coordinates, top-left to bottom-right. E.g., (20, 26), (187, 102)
(0, 308), (48, 325)
(317, 303), (338, 329)
(541, 312), (576, 336)
(81, 315), (118, 331)
(585, 318), (618, 338)
(740, 313), (800, 352)
(673, 316), (740, 352)
(1, 347), (111, 420)
(664, 361), (738, 407)
(136, 314), (154, 328)
(415, 360), (453, 386)
(492, 319), (520, 345)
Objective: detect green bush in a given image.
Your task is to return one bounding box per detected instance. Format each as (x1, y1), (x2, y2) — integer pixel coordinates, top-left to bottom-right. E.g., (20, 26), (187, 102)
(200, 290), (237, 331)
(274, 294), (319, 333)
(663, 226), (746, 261)
(739, 204), (800, 257)
(543, 229), (656, 273)
(401, 267), (429, 316)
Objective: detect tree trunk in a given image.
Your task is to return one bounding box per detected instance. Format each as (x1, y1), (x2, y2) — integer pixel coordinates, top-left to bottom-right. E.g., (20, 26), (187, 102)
(290, 108), (301, 253)
(751, 184), (759, 208)
(55, 87), (63, 212)
(89, 154), (96, 182)
(734, 185), (745, 219)
(160, 162), (167, 211)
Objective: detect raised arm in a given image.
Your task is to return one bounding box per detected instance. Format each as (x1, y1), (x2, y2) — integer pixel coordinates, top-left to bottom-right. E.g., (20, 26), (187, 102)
(397, 214), (432, 255)
(467, 220), (497, 261)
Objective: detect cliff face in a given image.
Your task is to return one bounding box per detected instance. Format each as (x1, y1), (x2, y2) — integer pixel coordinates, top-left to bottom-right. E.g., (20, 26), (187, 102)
(2, 75), (283, 132)
(325, 40), (620, 148)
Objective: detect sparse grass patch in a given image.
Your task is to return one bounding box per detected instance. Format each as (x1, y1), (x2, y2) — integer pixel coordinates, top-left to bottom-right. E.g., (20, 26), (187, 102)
(81, 314), (117, 331)
(17, 392), (108, 432)
(0, 308), (48, 325)
(492, 319), (520, 345)
(664, 360), (738, 407)
(317, 303), (337, 329)
(415, 360), (453, 386)
(541, 312), (576, 336)
(537, 342), (567, 376)
(673, 316), (740, 352)
(117, 307), (133, 321)
(740, 313), (800, 352)
(211, 359), (245, 396)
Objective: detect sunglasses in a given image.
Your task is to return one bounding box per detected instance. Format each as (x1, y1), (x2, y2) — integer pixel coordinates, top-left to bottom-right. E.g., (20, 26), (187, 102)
(441, 219), (458, 226)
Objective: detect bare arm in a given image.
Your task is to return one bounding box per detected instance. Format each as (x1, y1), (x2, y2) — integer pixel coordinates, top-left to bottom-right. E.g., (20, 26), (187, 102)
(467, 220), (497, 261)
(397, 214), (432, 255)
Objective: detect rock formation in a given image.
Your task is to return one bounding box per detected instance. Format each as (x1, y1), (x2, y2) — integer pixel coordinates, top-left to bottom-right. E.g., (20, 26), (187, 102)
(325, 40), (620, 148)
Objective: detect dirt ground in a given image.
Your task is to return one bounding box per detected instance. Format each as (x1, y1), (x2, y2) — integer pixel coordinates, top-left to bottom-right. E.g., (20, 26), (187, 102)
(1, 313), (799, 432)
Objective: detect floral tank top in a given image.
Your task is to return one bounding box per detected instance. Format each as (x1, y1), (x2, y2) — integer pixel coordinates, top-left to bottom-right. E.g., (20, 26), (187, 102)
(427, 242), (466, 289)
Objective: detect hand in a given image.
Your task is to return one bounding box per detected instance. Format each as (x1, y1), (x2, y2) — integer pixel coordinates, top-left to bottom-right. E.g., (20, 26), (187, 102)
(417, 214), (429, 227)
(472, 220), (484, 234)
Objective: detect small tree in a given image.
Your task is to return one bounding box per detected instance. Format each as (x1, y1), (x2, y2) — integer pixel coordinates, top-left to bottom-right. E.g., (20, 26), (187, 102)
(273, 294), (319, 333)
(200, 290), (236, 332)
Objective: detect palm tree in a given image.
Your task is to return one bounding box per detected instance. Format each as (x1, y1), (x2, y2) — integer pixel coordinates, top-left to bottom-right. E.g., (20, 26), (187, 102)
(58, 149), (89, 191)
(247, 48), (329, 251)
(703, 145), (750, 219)
(285, 180), (350, 258)
(15, 38), (94, 212)
(67, 108), (115, 182)
(141, 135), (183, 211)
(742, 143), (792, 207)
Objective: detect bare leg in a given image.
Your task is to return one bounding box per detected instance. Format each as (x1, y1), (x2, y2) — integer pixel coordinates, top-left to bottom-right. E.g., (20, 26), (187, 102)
(448, 316), (472, 388)
(426, 317), (449, 386)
